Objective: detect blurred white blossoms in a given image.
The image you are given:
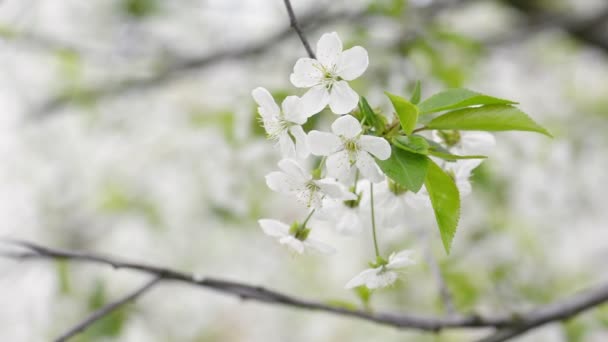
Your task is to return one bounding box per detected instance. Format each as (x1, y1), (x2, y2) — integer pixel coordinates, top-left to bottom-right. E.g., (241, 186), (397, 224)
(345, 250), (416, 289)
(443, 159), (483, 196)
(266, 159), (356, 208)
(308, 115), (391, 182)
(290, 32), (369, 115)
(252, 87), (309, 158)
(433, 130), (495, 156)
(259, 219), (335, 254)
(371, 180), (431, 230)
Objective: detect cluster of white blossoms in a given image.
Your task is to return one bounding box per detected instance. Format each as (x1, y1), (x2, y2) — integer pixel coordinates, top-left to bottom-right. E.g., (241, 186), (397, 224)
(252, 32), (494, 290)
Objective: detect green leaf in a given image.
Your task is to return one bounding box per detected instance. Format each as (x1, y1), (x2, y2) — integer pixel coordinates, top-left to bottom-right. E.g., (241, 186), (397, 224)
(410, 81), (422, 104)
(385, 92), (419, 134)
(392, 135), (429, 155)
(427, 105), (552, 137)
(418, 88), (517, 114)
(358, 97), (384, 134)
(425, 159), (460, 253)
(377, 147), (429, 192)
(428, 150), (487, 161)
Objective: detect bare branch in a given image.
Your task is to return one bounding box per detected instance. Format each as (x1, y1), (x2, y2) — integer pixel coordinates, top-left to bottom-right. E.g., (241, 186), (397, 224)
(4, 239), (608, 340)
(282, 0), (316, 59)
(54, 276), (162, 342)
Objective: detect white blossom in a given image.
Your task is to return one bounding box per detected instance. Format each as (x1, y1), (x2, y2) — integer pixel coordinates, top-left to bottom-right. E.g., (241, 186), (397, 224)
(308, 115), (391, 182)
(290, 32), (369, 115)
(317, 197), (366, 235)
(252, 87), (309, 158)
(443, 159), (483, 196)
(265, 159), (356, 208)
(345, 250), (416, 289)
(369, 180), (431, 230)
(433, 130), (496, 156)
(258, 219), (335, 254)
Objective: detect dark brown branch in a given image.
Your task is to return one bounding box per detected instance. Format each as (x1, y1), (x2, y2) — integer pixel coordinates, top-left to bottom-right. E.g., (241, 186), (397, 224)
(54, 276), (162, 342)
(282, 0), (316, 59)
(4, 239), (608, 340)
(476, 281), (608, 342)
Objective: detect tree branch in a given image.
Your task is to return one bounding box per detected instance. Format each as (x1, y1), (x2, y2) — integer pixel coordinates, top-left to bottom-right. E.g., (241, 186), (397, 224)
(54, 276), (162, 342)
(3, 239), (608, 340)
(282, 0), (316, 59)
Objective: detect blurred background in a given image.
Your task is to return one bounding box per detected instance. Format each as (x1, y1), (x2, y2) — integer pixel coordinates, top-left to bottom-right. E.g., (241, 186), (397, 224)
(1, 0), (608, 341)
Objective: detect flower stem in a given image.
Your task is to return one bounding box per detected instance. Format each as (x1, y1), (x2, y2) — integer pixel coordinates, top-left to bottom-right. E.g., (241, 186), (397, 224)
(370, 182), (380, 258)
(302, 209), (315, 227)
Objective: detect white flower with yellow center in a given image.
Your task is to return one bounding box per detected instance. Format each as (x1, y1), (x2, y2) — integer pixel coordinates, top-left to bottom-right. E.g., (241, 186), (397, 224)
(258, 219), (334, 255)
(290, 32), (369, 115)
(252, 87), (309, 158)
(308, 115), (391, 182)
(265, 159), (356, 208)
(345, 250), (416, 289)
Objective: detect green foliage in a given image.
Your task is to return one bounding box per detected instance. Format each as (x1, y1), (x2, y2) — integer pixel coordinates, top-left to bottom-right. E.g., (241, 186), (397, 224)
(385, 92), (419, 134)
(427, 105), (553, 137)
(425, 160), (460, 254)
(121, 0), (158, 18)
(392, 135), (429, 155)
(418, 88), (516, 114)
(354, 285), (373, 310)
(75, 281), (128, 341)
(376, 146), (428, 193)
(98, 184), (162, 227)
(427, 150), (487, 161)
(358, 97), (385, 135)
(410, 81), (422, 105)
(55, 260), (71, 295)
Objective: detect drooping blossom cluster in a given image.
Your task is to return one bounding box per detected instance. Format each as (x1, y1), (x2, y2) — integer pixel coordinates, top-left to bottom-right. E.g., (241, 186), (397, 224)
(252, 32), (494, 290)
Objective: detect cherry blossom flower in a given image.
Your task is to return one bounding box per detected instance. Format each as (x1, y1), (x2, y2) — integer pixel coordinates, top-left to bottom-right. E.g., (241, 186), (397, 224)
(308, 115), (391, 182)
(258, 219), (335, 254)
(265, 159), (356, 208)
(290, 32), (369, 115)
(252, 87), (309, 158)
(317, 197), (366, 235)
(433, 130), (495, 156)
(345, 250), (416, 289)
(367, 180), (431, 230)
(443, 159), (483, 196)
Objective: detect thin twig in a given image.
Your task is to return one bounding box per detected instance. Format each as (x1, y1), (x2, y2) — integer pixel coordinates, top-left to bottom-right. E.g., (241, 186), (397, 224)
(282, 0), (316, 59)
(4, 239), (608, 339)
(54, 276), (162, 342)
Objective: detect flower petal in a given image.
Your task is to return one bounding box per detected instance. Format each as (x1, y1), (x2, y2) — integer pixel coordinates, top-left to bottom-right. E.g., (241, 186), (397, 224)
(265, 171), (292, 193)
(304, 238), (336, 255)
(336, 208), (363, 235)
(300, 85), (330, 117)
(336, 46), (368, 81)
(289, 125), (310, 159)
(258, 219), (289, 238)
(329, 81), (359, 114)
(290, 58), (323, 88)
(277, 158), (309, 181)
(316, 32), (342, 68)
(355, 151), (384, 183)
(278, 132), (296, 158)
(279, 236), (305, 254)
(281, 96), (307, 125)
(307, 131), (342, 156)
(366, 270), (398, 289)
(326, 150), (353, 181)
(345, 268), (380, 289)
(359, 135), (391, 160)
(331, 114), (362, 138)
(458, 131), (495, 155)
(252, 87), (280, 119)
(387, 250), (415, 269)
(315, 178), (357, 200)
